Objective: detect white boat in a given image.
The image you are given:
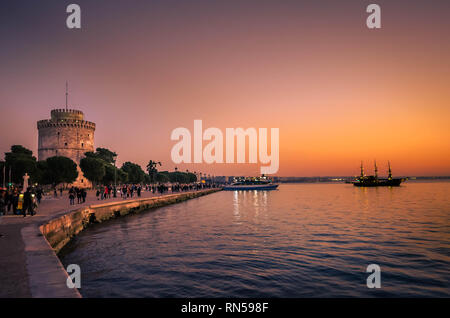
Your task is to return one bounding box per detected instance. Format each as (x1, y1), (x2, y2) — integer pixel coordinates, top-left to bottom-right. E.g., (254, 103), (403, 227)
(223, 177), (279, 191)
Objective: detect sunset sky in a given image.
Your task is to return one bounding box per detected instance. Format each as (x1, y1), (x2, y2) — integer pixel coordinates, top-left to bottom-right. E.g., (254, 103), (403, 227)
(1, 0), (449, 176)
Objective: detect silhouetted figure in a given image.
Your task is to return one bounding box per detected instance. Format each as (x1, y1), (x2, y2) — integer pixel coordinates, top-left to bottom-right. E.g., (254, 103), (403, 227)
(23, 188), (35, 217)
(81, 189), (87, 203)
(36, 188), (43, 204)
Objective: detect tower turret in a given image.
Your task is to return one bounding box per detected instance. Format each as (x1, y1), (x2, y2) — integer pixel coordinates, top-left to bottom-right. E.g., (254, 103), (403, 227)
(37, 90), (96, 187)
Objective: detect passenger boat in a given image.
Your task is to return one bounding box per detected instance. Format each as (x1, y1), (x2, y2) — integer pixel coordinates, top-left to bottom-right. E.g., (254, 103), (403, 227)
(223, 176), (279, 190)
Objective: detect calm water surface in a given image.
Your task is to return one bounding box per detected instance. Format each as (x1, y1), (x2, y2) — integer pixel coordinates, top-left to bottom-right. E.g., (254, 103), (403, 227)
(61, 182), (450, 297)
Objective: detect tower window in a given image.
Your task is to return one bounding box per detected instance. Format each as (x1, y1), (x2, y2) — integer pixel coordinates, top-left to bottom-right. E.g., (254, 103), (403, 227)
(64, 142), (68, 146)
(81, 143), (84, 147)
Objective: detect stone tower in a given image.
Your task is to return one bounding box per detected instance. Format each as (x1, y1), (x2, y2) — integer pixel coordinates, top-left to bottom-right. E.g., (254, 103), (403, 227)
(37, 108), (96, 188)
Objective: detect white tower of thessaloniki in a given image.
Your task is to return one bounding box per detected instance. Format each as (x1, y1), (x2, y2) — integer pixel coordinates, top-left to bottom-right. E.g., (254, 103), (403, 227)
(37, 108), (96, 188)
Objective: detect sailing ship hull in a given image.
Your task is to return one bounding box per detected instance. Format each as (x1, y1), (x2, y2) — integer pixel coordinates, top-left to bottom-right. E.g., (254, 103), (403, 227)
(353, 179), (402, 187)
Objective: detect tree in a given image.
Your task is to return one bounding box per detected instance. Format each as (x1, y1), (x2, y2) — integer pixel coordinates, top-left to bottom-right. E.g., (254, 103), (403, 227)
(95, 148), (117, 164)
(155, 172), (169, 183)
(83, 148), (120, 185)
(103, 164), (118, 185)
(0, 161), (5, 186)
(34, 160), (49, 185)
(186, 172), (197, 183)
(40, 156), (78, 187)
(84, 148), (117, 164)
(117, 169), (128, 183)
(102, 164), (128, 185)
(4, 145), (37, 184)
(80, 157), (106, 186)
(167, 171), (195, 183)
(121, 162), (145, 184)
(84, 151), (97, 159)
(9, 145), (32, 157)
(146, 160), (162, 183)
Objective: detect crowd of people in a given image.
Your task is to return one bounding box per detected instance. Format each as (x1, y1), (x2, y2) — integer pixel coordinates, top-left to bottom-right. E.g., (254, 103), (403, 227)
(0, 186), (42, 217)
(94, 182), (218, 200)
(68, 187), (87, 205)
(146, 182), (217, 194)
(0, 182), (219, 216)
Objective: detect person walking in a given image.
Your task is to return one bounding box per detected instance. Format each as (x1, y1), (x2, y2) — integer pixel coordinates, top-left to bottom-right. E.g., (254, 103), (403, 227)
(36, 188), (42, 204)
(69, 191), (75, 205)
(81, 188), (87, 203)
(0, 190), (6, 216)
(6, 189), (13, 213)
(12, 191), (19, 215)
(22, 188), (34, 217)
(69, 187), (75, 205)
(76, 188), (82, 204)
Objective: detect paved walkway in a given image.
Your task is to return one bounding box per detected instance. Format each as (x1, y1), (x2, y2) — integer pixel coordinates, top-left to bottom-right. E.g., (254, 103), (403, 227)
(0, 189), (192, 297)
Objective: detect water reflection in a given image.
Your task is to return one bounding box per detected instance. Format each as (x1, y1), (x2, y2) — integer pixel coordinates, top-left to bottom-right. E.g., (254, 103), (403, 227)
(61, 183), (450, 298)
(232, 190), (270, 222)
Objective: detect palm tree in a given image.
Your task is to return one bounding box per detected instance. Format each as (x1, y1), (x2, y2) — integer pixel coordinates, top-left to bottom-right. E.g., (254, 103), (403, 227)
(146, 160), (161, 184)
(174, 167), (178, 184)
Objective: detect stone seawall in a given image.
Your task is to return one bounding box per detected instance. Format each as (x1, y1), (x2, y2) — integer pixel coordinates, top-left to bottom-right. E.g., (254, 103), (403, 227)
(41, 189), (221, 254)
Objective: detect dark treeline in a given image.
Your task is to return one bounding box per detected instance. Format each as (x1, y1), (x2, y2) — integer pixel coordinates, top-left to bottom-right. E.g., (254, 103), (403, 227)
(0, 145), (197, 188)
(0, 145), (209, 217)
(0, 145), (78, 187)
(79, 148), (197, 186)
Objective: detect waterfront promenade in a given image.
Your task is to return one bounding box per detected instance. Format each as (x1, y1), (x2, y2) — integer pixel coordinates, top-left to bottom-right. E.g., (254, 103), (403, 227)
(0, 188), (218, 297)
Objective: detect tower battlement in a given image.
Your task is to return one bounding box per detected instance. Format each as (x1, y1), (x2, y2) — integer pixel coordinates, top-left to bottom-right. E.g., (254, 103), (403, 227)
(51, 108), (85, 121)
(37, 119), (96, 130)
(37, 107), (96, 188)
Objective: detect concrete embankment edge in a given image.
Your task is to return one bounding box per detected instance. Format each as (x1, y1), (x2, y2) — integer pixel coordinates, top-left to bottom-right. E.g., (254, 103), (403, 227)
(26, 189), (221, 298)
(21, 225), (81, 297)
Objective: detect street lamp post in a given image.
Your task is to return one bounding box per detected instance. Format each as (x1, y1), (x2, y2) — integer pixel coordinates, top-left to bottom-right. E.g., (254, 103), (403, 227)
(175, 166), (178, 184)
(2, 164), (5, 188)
(113, 155), (118, 197)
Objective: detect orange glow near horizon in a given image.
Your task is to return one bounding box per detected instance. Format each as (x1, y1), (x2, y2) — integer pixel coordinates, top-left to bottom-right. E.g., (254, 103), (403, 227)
(0, 1), (449, 176)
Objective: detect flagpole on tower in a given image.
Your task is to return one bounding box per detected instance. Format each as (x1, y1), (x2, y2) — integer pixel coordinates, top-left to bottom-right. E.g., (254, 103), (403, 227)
(65, 81), (68, 110)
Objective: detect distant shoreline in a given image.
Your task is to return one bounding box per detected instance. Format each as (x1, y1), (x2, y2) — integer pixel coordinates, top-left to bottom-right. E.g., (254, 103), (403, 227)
(275, 176), (450, 183)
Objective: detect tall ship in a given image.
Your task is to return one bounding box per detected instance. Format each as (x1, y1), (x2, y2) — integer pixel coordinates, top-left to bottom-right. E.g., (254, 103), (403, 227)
(223, 176), (279, 191)
(352, 161), (404, 187)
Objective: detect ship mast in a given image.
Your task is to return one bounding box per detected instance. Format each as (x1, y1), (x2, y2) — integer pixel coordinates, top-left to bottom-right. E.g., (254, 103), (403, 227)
(360, 161), (365, 179)
(388, 161), (392, 180)
(374, 160), (378, 181)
